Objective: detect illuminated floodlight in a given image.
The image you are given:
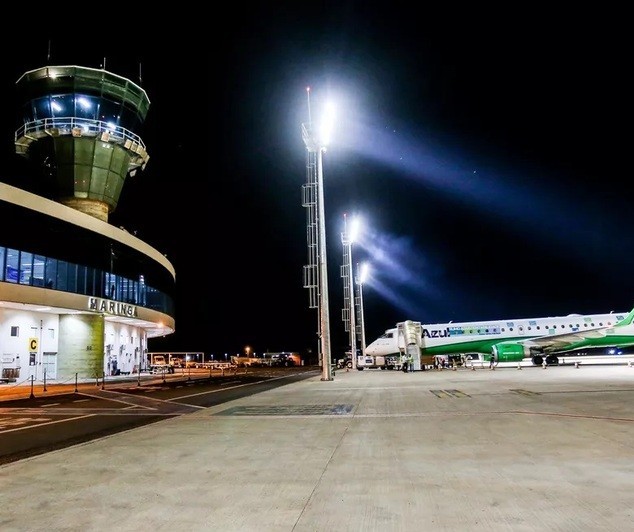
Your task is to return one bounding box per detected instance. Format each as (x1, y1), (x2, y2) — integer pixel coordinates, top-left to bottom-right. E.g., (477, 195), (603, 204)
(358, 262), (369, 284)
(349, 216), (362, 244)
(319, 101), (336, 148)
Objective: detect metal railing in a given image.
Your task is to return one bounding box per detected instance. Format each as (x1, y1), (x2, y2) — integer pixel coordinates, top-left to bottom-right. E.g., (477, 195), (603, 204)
(15, 117), (146, 152)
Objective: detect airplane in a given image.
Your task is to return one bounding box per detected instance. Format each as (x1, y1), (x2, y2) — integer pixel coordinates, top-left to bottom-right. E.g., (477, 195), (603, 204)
(364, 307), (634, 367)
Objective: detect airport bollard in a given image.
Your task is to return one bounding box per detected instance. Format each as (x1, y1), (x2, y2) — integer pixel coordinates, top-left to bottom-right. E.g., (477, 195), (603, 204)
(542, 361), (547, 369)
(517, 363), (522, 370)
(575, 361), (579, 369)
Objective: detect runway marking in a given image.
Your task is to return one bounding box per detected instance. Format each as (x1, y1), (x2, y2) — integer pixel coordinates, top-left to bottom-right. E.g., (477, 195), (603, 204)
(0, 414), (96, 434)
(41, 403), (61, 407)
(0, 417), (50, 429)
(510, 389), (541, 396)
(216, 404), (355, 416)
(429, 389), (470, 398)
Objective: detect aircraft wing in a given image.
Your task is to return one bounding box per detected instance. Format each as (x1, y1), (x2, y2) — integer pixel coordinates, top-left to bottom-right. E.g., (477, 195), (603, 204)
(521, 327), (612, 353)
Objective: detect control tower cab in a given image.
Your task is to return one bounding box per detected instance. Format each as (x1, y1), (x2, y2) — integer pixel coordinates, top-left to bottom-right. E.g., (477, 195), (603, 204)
(14, 65), (150, 222)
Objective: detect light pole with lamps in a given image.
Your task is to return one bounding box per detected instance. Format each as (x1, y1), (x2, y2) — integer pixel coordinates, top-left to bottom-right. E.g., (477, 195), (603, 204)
(302, 88), (335, 381)
(356, 262), (369, 359)
(341, 214), (360, 369)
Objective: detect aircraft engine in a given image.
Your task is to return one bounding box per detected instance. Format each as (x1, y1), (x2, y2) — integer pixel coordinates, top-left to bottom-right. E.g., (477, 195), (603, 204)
(491, 342), (527, 362)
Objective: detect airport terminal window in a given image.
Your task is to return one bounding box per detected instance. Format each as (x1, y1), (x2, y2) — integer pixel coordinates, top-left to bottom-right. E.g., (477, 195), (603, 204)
(0, 245), (173, 315)
(45, 257), (58, 289)
(5, 248), (19, 283)
(18, 251), (33, 285)
(32, 255), (45, 287)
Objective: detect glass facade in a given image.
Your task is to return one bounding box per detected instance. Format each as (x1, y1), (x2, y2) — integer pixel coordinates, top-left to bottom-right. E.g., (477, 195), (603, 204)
(0, 245), (173, 315)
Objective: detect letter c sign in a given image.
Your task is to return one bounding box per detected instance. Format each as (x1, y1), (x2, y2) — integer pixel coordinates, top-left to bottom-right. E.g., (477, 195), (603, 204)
(29, 338), (38, 352)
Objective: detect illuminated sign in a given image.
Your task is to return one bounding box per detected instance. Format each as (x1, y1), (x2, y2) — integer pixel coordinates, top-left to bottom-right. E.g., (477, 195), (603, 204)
(88, 297), (138, 318)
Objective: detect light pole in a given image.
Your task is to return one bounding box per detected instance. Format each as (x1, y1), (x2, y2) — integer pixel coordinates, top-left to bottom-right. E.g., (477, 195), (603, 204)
(302, 87), (335, 381)
(357, 262), (369, 359)
(341, 214), (360, 369)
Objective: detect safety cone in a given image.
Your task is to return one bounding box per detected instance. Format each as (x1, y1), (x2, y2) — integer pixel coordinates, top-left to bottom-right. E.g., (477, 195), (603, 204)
(542, 360), (547, 369)
(517, 363), (522, 370)
(471, 363), (475, 371)
(452, 364), (457, 371)
(575, 361), (579, 369)
(628, 360), (632, 368)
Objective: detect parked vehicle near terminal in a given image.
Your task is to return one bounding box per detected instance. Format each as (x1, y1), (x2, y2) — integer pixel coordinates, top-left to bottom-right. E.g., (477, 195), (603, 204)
(149, 355), (174, 374)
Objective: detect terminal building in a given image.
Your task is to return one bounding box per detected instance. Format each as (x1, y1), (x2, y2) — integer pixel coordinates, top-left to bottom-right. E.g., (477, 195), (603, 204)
(0, 65), (175, 383)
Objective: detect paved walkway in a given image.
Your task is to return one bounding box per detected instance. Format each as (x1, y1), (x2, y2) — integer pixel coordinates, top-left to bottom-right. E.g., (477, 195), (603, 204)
(1, 364), (634, 531)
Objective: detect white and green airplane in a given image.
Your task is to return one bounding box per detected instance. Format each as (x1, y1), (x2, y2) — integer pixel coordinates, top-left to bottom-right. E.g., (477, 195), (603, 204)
(364, 307), (634, 366)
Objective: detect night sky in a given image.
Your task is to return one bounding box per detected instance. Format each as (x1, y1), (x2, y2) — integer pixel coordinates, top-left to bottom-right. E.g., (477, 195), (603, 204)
(0, 7), (629, 359)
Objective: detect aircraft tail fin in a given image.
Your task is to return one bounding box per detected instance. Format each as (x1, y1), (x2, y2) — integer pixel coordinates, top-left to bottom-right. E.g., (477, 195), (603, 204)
(615, 307), (634, 327)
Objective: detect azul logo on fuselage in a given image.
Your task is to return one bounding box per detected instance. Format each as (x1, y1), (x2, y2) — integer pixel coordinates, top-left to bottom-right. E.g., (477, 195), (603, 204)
(423, 328), (450, 338)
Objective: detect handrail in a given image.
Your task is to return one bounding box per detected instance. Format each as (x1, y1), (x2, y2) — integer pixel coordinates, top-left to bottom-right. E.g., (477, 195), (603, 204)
(15, 117), (146, 152)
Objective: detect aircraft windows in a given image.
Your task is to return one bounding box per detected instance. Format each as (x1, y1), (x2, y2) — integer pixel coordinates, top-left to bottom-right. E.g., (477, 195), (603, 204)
(561, 325), (565, 328)
(537, 326), (541, 330)
(501, 328), (505, 332)
(528, 327), (532, 330)
(509, 327), (513, 331)
(599, 322), (603, 326)
(519, 326), (524, 331)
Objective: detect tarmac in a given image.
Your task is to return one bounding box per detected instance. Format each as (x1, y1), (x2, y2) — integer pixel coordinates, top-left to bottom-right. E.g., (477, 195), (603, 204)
(1, 362), (634, 531)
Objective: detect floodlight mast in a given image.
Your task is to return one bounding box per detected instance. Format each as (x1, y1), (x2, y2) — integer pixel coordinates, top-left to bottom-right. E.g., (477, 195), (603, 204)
(356, 262), (369, 359)
(301, 87), (333, 381)
(341, 213), (357, 370)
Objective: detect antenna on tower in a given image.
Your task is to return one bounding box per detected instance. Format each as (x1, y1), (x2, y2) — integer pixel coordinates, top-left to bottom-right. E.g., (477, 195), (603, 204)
(47, 40), (52, 63)
(306, 86), (312, 129)
(101, 57), (106, 70)
(139, 62), (143, 85)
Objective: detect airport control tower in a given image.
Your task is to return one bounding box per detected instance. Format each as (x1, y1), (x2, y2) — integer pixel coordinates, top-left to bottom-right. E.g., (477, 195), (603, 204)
(13, 65), (150, 222)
